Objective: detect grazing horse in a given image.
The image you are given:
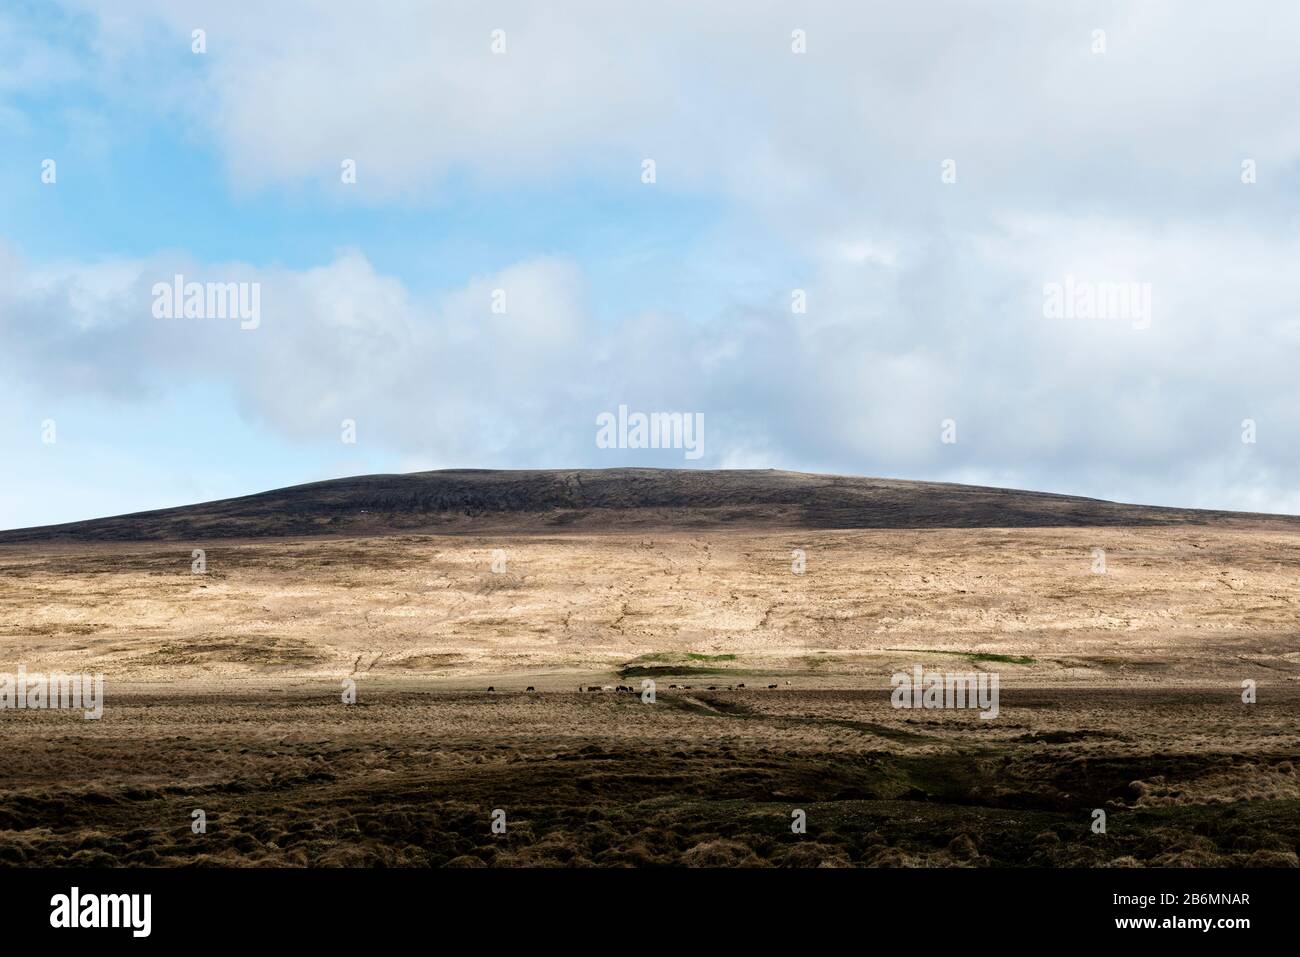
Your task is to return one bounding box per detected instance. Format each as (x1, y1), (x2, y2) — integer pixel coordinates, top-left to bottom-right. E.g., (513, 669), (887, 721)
(526, 686), (535, 692)
(767, 684), (778, 689)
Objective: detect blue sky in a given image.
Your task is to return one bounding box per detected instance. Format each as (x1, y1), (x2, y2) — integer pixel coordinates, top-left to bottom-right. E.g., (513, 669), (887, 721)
(3, 1), (1299, 529)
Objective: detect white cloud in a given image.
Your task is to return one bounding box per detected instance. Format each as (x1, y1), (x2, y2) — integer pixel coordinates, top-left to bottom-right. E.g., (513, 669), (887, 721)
(58, 0), (1300, 227)
(4, 207), (1299, 512)
(4, 1), (1297, 515)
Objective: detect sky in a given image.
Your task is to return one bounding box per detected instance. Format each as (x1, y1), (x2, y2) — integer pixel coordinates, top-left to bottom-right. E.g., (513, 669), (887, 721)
(2, 0), (1299, 530)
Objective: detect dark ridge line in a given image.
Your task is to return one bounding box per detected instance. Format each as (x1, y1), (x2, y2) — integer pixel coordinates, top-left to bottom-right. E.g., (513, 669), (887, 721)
(2, 467), (1296, 543)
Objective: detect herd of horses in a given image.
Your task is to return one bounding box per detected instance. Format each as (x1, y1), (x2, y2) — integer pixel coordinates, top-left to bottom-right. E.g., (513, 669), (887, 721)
(483, 683), (784, 693)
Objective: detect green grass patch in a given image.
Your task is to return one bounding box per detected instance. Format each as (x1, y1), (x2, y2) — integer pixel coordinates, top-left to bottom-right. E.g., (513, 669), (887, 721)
(623, 652), (737, 667)
(887, 648), (1036, 665)
(619, 665), (731, 678)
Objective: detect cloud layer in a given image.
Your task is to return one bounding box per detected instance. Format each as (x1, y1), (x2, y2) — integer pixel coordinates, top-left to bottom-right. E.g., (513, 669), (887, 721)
(5, 214), (1299, 513)
(3, 1), (1298, 517)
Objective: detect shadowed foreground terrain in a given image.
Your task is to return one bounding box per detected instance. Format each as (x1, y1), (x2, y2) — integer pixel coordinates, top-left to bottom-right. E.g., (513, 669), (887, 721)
(2, 684), (1297, 867)
(1, 470), (1297, 867)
